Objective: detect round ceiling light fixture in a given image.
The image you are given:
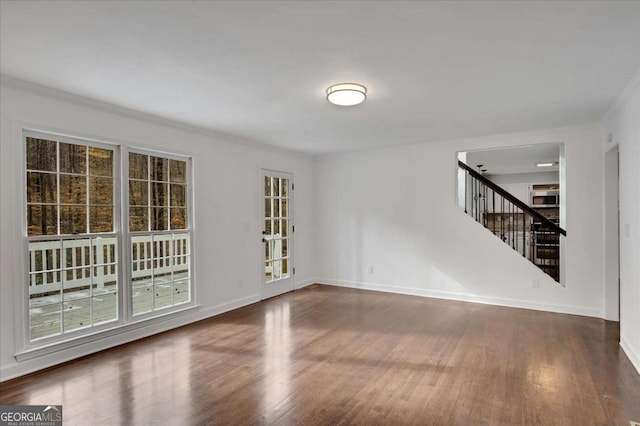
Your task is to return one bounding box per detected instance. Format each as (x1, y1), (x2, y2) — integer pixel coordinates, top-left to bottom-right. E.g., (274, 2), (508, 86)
(326, 83), (367, 106)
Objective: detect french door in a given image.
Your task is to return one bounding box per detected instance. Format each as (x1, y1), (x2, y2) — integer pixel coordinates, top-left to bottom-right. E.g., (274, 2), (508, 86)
(261, 170), (294, 299)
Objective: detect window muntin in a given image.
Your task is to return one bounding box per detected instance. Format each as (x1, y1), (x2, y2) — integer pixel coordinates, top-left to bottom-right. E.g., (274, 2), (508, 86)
(264, 176), (290, 282)
(26, 135), (118, 341)
(128, 153), (187, 232)
(24, 132), (194, 346)
(128, 152), (191, 315)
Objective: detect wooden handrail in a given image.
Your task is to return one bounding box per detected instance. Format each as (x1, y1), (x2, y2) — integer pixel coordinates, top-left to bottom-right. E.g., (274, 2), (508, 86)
(458, 160), (566, 236)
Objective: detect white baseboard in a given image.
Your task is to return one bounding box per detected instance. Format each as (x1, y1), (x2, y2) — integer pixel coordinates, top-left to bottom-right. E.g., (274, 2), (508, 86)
(0, 294), (260, 382)
(620, 336), (640, 376)
(199, 294), (261, 318)
(317, 278), (602, 318)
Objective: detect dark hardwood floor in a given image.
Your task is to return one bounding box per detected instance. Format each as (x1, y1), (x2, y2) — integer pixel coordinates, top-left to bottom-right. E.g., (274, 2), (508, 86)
(2, 284), (639, 425)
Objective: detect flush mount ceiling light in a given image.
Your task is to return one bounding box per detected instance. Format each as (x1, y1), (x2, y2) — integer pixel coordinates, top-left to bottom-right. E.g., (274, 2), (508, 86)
(326, 83), (367, 106)
(536, 162), (557, 167)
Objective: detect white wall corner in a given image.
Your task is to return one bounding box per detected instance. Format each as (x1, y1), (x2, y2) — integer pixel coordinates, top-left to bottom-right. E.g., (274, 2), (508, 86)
(620, 336), (640, 376)
(295, 278), (317, 290)
(603, 68), (640, 126)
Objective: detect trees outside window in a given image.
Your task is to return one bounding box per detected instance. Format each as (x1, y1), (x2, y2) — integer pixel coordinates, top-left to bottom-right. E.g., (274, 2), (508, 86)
(26, 136), (117, 341)
(24, 131), (193, 345)
(128, 151), (191, 315)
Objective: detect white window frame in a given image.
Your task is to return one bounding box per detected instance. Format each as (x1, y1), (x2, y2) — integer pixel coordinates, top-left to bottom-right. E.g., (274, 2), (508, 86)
(124, 147), (195, 320)
(16, 128), (196, 357)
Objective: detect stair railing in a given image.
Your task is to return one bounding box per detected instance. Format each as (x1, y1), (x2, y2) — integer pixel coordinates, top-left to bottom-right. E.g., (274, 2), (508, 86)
(458, 160), (566, 282)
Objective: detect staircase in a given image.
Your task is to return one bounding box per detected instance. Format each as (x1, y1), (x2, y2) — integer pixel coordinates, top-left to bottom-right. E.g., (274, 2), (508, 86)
(458, 160), (566, 282)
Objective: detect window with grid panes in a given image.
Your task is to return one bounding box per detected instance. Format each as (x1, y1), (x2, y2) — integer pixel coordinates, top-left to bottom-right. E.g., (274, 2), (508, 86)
(23, 130), (195, 348)
(25, 134), (118, 341)
(128, 152), (191, 315)
(264, 176), (290, 282)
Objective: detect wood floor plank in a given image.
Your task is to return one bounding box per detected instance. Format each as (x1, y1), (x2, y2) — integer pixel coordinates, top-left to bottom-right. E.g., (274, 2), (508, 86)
(1, 284), (639, 425)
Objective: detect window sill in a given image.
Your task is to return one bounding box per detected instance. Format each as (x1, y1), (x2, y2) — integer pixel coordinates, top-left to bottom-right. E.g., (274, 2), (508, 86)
(14, 304), (201, 362)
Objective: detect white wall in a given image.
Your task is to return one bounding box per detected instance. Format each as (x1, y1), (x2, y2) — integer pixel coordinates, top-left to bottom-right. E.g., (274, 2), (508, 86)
(603, 146), (619, 321)
(603, 72), (640, 374)
(315, 125), (605, 317)
(0, 79), (315, 381)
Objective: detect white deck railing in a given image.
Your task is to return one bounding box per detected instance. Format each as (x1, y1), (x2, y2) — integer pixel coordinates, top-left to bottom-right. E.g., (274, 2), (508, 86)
(265, 234), (282, 278)
(29, 234), (189, 297)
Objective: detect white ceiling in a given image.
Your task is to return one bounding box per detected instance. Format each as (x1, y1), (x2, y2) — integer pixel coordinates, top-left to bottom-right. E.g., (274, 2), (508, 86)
(465, 144), (560, 175)
(1, 1), (639, 154)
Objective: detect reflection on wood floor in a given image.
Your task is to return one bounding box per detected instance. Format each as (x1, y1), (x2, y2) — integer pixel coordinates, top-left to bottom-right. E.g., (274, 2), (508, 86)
(2, 284), (640, 425)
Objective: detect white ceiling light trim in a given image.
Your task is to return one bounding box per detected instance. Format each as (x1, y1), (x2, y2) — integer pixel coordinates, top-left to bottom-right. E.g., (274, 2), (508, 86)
(326, 83), (367, 106)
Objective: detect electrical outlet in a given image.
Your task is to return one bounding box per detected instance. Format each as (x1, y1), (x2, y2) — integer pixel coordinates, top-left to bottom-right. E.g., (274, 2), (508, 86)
(532, 279), (540, 289)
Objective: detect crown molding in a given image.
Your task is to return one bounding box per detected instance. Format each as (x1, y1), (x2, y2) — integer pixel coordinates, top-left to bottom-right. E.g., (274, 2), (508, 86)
(0, 74), (313, 159)
(603, 68), (640, 123)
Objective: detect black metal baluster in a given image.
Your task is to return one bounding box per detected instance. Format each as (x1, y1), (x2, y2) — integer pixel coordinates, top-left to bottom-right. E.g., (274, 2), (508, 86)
(509, 202), (511, 248)
(531, 219), (535, 262)
(480, 182), (483, 225)
(501, 196), (504, 241)
(511, 202), (515, 249)
(483, 183), (488, 228)
(481, 183), (485, 227)
(474, 178), (477, 221)
(528, 214), (533, 261)
(492, 190), (496, 236)
(485, 185), (489, 228)
(522, 211), (526, 257)
(476, 179), (479, 221)
(464, 170), (468, 214)
(477, 181), (480, 222)
(473, 177), (476, 221)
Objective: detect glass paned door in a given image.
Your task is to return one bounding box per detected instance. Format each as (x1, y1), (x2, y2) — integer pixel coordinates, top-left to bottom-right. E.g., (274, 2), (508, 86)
(261, 170), (293, 299)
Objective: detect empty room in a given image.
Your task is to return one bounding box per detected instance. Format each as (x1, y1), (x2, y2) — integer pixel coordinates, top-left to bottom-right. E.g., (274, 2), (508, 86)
(1, 1), (639, 425)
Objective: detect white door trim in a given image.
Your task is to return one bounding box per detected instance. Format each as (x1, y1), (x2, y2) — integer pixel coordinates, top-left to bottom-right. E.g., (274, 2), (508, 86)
(259, 168), (294, 300)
